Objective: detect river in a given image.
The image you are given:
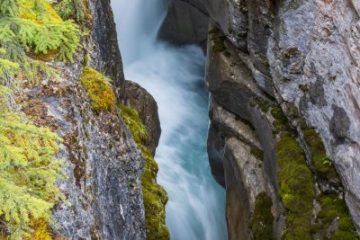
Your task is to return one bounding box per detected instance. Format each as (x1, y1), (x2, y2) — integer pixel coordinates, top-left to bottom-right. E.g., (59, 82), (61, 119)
(111, 1), (227, 239)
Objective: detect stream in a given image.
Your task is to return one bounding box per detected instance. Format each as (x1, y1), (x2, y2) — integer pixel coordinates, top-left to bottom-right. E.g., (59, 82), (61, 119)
(111, 1), (227, 239)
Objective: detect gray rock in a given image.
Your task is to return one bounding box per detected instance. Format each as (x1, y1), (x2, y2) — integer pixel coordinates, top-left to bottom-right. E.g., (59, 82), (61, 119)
(223, 138), (271, 240)
(159, 0), (209, 47)
(124, 80), (161, 154)
(165, 0), (360, 236)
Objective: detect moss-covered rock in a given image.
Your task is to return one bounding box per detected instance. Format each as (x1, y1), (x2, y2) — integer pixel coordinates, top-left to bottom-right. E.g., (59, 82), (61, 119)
(119, 104), (169, 240)
(302, 127), (338, 180)
(80, 67), (116, 112)
(250, 146), (264, 161)
(277, 132), (315, 240)
(251, 192), (274, 240)
(209, 28), (226, 52)
(315, 194), (359, 239)
(55, 0), (93, 29)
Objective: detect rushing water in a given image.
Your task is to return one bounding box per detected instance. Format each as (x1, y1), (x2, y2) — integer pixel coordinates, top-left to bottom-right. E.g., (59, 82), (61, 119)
(111, 1), (227, 239)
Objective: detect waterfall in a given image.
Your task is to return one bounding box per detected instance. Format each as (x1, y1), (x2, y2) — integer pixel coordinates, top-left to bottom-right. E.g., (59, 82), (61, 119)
(111, 1), (227, 239)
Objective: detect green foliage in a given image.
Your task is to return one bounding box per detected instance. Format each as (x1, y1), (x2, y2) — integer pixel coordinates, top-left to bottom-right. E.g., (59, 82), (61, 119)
(276, 132), (315, 240)
(0, 0), (80, 62)
(0, 0), (82, 91)
(0, 86), (64, 239)
(251, 192), (274, 240)
(0, 0), (80, 87)
(119, 104), (169, 240)
(0, 0), (18, 17)
(0, 49), (19, 82)
(80, 67), (116, 112)
(55, 0), (92, 29)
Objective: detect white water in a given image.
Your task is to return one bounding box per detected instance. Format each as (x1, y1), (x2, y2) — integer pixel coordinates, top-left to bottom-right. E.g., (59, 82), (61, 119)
(111, 1), (227, 239)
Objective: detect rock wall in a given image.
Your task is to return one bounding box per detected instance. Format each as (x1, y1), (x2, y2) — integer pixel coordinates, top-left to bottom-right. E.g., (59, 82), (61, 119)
(16, 0), (150, 239)
(158, 0), (208, 48)
(161, 0), (360, 239)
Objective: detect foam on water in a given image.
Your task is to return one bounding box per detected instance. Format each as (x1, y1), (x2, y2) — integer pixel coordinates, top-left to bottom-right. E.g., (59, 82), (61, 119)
(111, 1), (227, 239)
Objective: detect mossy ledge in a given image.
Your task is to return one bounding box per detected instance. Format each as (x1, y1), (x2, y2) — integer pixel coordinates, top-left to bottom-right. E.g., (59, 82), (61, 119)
(277, 132), (315, 240)
(302, 127), (358, 239)
(80, 67), (116, 112)
(119, 104), (169, 240)
(302, 127), (338, 181)
(250, 192), (274, 240)
(266, 102), (358, 239)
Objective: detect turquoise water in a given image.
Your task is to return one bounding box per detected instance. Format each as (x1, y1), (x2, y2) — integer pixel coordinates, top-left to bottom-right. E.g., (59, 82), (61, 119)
(112, 1), (227, 239)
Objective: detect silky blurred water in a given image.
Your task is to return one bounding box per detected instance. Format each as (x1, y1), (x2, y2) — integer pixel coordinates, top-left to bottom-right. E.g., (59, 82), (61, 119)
(111, 1), (227, 239)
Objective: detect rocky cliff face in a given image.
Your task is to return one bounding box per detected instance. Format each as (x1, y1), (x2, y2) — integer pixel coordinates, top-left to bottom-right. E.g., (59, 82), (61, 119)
(12, 0), (151, 239)
(161, 0), (360, 239)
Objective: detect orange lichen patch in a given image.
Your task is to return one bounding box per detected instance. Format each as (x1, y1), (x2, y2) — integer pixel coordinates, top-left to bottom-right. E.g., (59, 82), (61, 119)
(80, 67), (116, 112)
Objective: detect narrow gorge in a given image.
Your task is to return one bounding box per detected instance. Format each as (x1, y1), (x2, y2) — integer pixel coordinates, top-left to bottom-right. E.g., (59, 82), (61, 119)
(1, 0), (360, 240)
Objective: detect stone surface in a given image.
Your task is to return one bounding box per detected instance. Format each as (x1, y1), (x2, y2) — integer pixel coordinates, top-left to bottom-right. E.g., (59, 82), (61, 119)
(124, 80), (161, 154)
(90, 0), (125, 98)
(15, 0), (148, 239)
(164, 0), (360, 238)
(224, 138), (274, 240)
(159, 0), (209, 47)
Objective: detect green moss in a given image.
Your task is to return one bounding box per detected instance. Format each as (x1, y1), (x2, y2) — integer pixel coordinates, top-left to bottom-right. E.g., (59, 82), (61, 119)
(212, 37), (226, 52)
(287, 104), (299, 118)
(252, 97), (272, 113)
(80, 67), (116, 112)
(251, 146), (264, 161)
(119, 104), (147, 143)
(141, 146), (169, 240)
(251, 192), (274, 240)
(210, 28), (226, 53)
(276, 132), (315, 240)
(271, 106), (289, 133)
(302, 127), (338, 180)
(119, 105), (169, 240)
(317, 194), (358, 239)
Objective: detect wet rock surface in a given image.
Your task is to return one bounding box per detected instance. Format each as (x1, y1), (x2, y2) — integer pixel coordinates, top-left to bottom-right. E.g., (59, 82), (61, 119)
(163, 0), (360, 239)
(124, 80), (161, 154)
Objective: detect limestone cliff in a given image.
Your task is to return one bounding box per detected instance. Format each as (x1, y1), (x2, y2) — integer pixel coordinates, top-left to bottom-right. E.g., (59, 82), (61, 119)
(161, 0), (360, 239)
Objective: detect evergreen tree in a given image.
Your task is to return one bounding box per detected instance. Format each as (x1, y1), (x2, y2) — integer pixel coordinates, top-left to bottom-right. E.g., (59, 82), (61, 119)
(0, 86), (64, 239)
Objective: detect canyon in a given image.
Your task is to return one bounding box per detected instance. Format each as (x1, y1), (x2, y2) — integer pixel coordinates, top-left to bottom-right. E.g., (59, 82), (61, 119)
(1, 0), (360, 239)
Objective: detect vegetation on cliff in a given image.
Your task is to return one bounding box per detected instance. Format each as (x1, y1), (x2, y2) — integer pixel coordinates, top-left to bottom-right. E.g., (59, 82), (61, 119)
(80, 67), (116, 112)
(0, 86), (63, 239)
(261, 100), (358, 239)
(0, 1), (83, 238)
(0, 0), (80, 63)
(251, 192), (274, 240)
(119, 104), (169, 240)
(54, 0), (92, 29)
(277, 132), (315, 240)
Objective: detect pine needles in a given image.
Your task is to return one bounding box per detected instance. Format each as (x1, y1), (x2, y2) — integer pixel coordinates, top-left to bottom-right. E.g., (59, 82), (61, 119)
(0, 86), (64, 239)
(0, 0), (80, 63)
